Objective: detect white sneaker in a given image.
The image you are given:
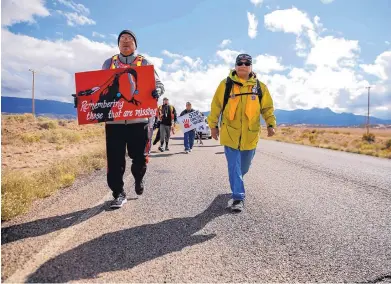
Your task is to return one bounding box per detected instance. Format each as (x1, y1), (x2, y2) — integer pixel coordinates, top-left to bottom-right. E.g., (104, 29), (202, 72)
(231, 200), (244, 212)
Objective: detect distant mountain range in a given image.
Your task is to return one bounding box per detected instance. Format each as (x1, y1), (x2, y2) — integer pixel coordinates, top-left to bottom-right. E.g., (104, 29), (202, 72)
(2, 97), (77, 119)
(2, 96), (391, 126)
(202, 108), (391, 127)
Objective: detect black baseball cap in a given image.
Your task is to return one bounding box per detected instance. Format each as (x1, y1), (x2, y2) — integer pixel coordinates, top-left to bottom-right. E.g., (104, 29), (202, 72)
(236, 54), (252, 64)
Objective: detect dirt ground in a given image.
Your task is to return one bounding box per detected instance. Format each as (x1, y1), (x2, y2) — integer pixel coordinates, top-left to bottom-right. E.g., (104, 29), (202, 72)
(1, 115), (106, 174)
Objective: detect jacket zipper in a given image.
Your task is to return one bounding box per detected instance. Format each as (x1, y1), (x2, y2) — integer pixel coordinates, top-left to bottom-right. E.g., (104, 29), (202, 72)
(238, 87), (243, 150)
(125, 56), (130, 124)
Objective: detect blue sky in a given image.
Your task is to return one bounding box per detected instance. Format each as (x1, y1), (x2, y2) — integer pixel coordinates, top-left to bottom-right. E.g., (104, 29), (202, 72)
(2, 0), (391, 118)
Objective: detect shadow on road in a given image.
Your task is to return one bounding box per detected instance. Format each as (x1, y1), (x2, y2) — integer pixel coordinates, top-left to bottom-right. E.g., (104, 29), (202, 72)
(150, 153), (176, 158)
(215, 152), (225, 155)
(27, 194), (231, 283)
(197, 145), (222, 148)
(365, 274), (391, 283)
(1, 203), (106, 245)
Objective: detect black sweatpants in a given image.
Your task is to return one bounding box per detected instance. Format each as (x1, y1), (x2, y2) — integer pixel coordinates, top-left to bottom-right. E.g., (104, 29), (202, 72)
(105, 123), (149, 198)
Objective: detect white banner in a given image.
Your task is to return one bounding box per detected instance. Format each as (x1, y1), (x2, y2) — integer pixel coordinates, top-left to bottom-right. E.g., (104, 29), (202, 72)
(177, 110), (204, 133)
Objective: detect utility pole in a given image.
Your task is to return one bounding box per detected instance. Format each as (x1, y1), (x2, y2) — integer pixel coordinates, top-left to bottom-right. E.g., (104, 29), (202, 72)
(366, 86), (371, 135)
(29, 69), (36, 116)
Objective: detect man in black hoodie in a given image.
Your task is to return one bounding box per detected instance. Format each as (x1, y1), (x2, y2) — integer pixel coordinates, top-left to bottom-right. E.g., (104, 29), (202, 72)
(180, 102), (196, 154)
(158, 97), (177, 152)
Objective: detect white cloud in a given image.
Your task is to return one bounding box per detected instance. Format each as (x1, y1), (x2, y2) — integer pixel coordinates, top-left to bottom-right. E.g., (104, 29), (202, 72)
(253, 55), (286, 74)
(56, 0), (95, 26)
(360, 51), (391, 80)
(162, 50), (202, 69)
(158, 65), (231, 112)
(1, 29), (117, 102)
(295, 38), (308, 57)
(162, 50), (182, 59)
(264, 8), (322, 57)
(250, 0), (263, 7)
(320, 0), (335, 4)
(0, 29), (228, 113)
(57, 0), (90, 15)
(313, 15), (327, 34)
(260, 65), (371, 113)
(143, 53), (164, 70)
(1, 0), (50, 27)
(385, 41), (390, 45)
(216, 49), (241, 64)
(261, 8), (391, 119)
(306, 36), (360, 68)
(219, 39), (231, 48)
(92, 31), (105, 38)
(264, 8), (360, 70)
(264, 7), (313, 35)
(2, 18), (390, 119)
(57, 11), (96, 26)
(247, 12), (258, 39)
(261, 7), (391, 117)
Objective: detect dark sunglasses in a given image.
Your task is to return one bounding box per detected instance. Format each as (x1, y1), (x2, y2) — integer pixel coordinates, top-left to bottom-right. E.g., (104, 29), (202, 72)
(236, 62), (251, 66)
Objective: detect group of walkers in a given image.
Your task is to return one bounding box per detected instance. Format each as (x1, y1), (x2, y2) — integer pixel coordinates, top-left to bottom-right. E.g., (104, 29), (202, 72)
(149, 100), (204, 154)
(74, 29), (276, 213)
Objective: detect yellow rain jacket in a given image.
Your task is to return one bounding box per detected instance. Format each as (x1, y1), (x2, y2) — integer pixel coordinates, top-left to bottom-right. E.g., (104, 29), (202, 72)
(208, 70), (276, 150)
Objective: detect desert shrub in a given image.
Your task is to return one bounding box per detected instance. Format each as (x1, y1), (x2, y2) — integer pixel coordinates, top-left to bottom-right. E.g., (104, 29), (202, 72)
(20, 133), (41, 143)
(39, 120), (58, 130)
(309, 133), (318, 144)
(362, 133), (375, 143)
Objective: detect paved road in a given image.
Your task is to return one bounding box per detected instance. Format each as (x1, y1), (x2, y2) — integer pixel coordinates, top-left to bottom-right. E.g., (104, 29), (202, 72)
(2, 135), (391, 283)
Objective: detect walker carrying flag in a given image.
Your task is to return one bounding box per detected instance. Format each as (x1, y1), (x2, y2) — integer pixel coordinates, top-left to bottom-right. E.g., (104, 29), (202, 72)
(74, 65), (157, 125)
(177, 110), (204, 133)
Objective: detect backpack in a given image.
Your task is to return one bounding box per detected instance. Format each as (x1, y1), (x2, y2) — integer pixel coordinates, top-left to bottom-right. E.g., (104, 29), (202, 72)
(221, 75), (263, 114)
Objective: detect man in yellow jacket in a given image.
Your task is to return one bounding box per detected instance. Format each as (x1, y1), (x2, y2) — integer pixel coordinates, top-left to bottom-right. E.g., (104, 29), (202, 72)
(208, 54), (276, 212)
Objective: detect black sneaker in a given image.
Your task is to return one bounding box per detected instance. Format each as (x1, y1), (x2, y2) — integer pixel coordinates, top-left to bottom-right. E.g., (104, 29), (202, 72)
(165, 146), (170, 151)
(158, 146), (164, 152)
(135, 180), (145, 195)
(110, 194), (127, 209)
(231, 200), (244, 212)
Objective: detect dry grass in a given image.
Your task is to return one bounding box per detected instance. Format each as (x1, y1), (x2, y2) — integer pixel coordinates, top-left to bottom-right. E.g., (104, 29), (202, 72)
(1, 149), (106, 221)
(262, 126), (391, 159)
(1, 114), (107, 221)
(2, 114), (105, 173)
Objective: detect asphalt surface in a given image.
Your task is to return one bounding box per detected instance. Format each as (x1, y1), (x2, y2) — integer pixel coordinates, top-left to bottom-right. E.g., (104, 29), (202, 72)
(2, 134), (391, 283)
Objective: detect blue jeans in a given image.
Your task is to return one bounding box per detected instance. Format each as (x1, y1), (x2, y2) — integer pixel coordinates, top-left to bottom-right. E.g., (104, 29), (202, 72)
(224, 146), (256, 201)
(184, 130), (195, 151)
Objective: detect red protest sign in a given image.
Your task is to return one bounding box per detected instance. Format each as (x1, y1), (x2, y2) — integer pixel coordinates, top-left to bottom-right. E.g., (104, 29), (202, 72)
(74, 65), (157, 125)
